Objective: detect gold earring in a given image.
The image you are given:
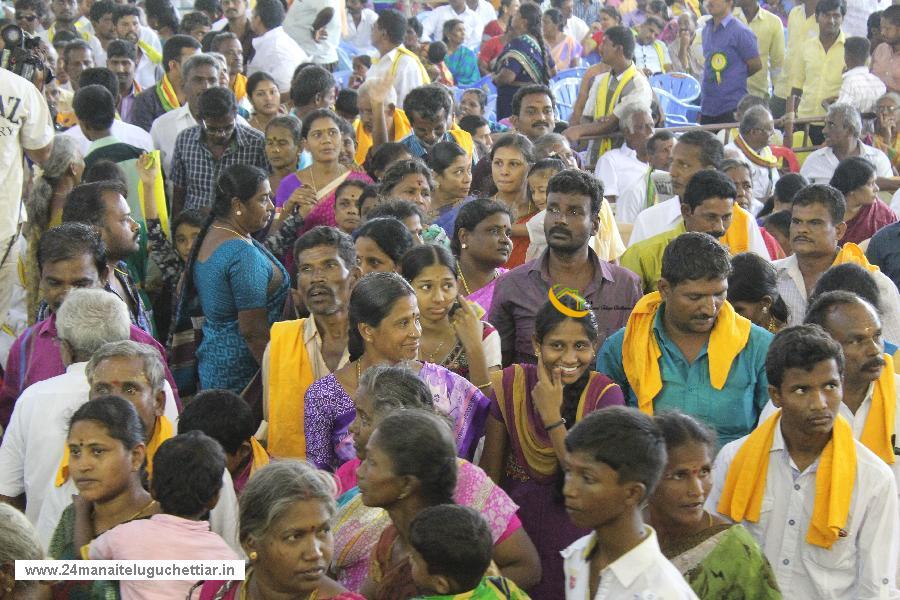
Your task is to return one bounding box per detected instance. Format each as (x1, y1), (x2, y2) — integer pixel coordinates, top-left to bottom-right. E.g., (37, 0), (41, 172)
(762, 307), (768, 313)
(461, 243), (467, 249)
(236, 210), (242, 216)
(249, 551), (257, 561)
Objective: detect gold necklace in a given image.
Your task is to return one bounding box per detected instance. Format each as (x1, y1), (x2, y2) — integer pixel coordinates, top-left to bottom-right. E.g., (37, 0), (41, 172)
(212, 224), (250, 240)
(426, 337), (448, 363)
(457, 266), (497, 296)
(356, 359), (362, 383)
(128, 499), (157, 521)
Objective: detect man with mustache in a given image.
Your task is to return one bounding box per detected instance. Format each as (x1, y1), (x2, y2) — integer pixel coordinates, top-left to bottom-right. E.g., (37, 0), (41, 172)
(262, 227), (360, 458)
(113, 4), (163, 89)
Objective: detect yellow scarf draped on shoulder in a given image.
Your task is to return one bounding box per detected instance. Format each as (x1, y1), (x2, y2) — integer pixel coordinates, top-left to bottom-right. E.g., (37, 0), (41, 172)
(449, 126), (475, 159)
(833, 242), (880, 272)
(233, 73), (248, 103)
(623, 292), (752, 415)
(593, 63), (637, 156)
(861, 354), (897, 465)
(390, 47), (431, 84)
(353, 109), (413, 165)
(55, 416), (174, 486)
(267, 319), (315, 459)
(722, 204), (752, 255)
(717, 411), (857, 549)
(248, 437), (271, 476)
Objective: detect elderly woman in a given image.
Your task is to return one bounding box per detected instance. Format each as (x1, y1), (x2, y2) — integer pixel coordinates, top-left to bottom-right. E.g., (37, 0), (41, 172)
(0, 504), (44, 600)
(871, 92), (900, 171)
(196, 461), (364, 599)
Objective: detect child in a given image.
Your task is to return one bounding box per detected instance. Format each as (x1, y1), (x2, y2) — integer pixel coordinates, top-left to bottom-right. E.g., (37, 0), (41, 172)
(561, 406), (698, 599)
(426, 41), (456, 87)
(86, 431), (239, 599)
(519, 158), (565, 264)
(334, 179), (366, 234)
(336, 88), (360, 123)
(350, 54), (372, 89)
(409, 505), (530, 599)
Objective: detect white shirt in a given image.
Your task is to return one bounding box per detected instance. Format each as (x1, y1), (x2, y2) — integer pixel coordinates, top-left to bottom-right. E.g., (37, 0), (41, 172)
(594, 144), (648, 198)
(725, 140), (780, 206)
(565, 15), (589, 45)
(844, 0), (890, 38)
(633, 40), (671, 75)
(283, 0), (341, 64)
(837, 66), (888, 115)
(368, 45), (427, 109)
(800, 143), (894, 185)
(584, 66), (654, 121)
(342, 8), (378, 53)
(62, 120), (154, 156)
(0, 69), (53, 240)
(614, 169), (675, 225)
(248, 26), (309, 93)
(471, 0), (497, 37)
(890, 188), (900, 215)
(707, 421), (900, 599)
(773, 253), (900, 344)
(561, 527), (699, 600)
(149, 106), (250, 175)
(423, 5), (484, 51)
(628, 196), (771, 258)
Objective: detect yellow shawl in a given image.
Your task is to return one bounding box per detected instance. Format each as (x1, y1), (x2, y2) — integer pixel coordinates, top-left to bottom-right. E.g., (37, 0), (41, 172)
(248, 437), (271, 477)
(833, 242), (880, 272)
(233, 72), (248, 103)
(623, 292), (752, 415)
(267, 319), (315, 459)
(722, 204), (752, 255)
(353, 108), (412, 165)
(593, 63), (637, 156)
(717, 411), (856, 549)
(860, 354), (897, 465)
(449, 126), (475, 159)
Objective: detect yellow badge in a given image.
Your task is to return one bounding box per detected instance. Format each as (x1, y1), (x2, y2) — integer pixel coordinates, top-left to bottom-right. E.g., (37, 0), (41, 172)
(710, 52), (728, 84)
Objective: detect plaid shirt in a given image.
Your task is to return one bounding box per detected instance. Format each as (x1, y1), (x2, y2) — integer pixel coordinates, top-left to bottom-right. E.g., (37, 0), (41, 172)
(171, 123), (269, 211)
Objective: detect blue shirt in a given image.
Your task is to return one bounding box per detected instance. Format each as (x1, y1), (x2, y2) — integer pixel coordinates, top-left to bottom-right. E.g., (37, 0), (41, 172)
(596, 306), (773, 446)
(866, 221), (900, 291)
(400, 131), (459, 162)
(700, 14), (760, 115)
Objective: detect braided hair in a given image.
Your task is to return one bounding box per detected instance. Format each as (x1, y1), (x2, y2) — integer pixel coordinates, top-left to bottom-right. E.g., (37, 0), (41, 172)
(518, 3), (551, 85)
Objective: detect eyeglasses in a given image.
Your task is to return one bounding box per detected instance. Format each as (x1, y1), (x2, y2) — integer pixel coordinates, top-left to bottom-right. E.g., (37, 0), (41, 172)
(16, 14), (39, 22)
(203, 122), (235, 136)
(876, 105), (897, 114)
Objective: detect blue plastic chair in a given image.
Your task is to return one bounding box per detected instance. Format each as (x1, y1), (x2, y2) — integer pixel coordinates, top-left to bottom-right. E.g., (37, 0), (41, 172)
(459, 73), (496, 94)
(654, 88), (700, 127)
(649, 72), (701, 103)
(485, 94), (497, 122)
(583, 52), (601, 66)
(552, 66), (587, 83)
(333, 69), (353, 89)
(550, 77), (580, 122)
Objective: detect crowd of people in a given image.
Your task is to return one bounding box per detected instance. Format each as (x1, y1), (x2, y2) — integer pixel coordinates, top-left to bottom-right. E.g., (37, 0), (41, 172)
(1, 0), (900, 597)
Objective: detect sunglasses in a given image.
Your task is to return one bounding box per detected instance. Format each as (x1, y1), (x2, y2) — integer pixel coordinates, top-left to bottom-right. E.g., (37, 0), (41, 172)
(16, 14), (39, 22)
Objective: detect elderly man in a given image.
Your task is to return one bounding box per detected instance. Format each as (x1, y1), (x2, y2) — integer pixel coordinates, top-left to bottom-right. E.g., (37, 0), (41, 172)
(594, 105), (653, 204)
(725, 105), (780, 209)
(353, 78), (411, 167)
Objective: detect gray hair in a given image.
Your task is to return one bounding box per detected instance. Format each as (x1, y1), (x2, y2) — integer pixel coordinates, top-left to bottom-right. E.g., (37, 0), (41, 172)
(238, 461), (338, 545)
(207, 51), (227, 68)
(0, 504), (43, 589)
(181, 53), (220, 81)
(358, 364), (435, 415)
(828, 103), (863, 138)
(620, 104), (653, 134)
(358, 78), (398, 106)
(878, 91), (900, 107)
(56, 289), (131, 360)
(86, 340), (166, 393)
(738, 104), (773, 136)
(28, 135), (83, 231)
(721, 157), (752, 174)
(533, 132), (569, 159)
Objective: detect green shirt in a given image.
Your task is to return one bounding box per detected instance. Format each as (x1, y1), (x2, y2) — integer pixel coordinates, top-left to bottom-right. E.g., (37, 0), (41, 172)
(619, 223), (685, 293)
(413, 577), (531, 600)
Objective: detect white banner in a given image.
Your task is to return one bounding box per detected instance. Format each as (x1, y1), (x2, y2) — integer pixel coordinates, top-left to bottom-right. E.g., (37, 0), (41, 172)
(16, 560), (246, 581)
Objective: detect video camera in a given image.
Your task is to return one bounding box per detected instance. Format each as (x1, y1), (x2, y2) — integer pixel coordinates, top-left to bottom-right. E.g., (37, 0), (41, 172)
(1, 24), (50, 86)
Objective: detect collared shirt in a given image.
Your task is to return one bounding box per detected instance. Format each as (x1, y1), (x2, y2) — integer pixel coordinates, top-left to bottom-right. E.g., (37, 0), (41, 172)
(633, 40), (671, 75)
(488, 248), (642, 366)
(594, 143), (649, 198)
(700, 14), (760, 115)
(619, 222), (685, 292)
(867, 221), (900, 289)
(584, 65), (653, 163)
(423, 5), (484, 50)
(118, 82), (140, 124)
(62, 119), (153, 156)
(799, 142), (893, 185)
(792, 32), (846, 119)
(369, 45), (428, 108)
(836, 66), (887, 115)
(872, 42), (900, 94)
(342, 8), (378, 53)
(725, 139), (780, 204)
(150, 106), (251, 175)
(597, 306), (772, 446)
(565, 15), (589, 45)
(283, 0), (341, 64)
(171, 123), (269, 211)
(734, 6), (784, 98)
(844, 0), (891, 38)
(614, 169), (675, 225)
(133, 49), (163, 91)
(707, 422), (899, 599)
(774, 4), (818, 98)
(773, 253), (900, 344)
(573, 0), (601, 28)
(561, 527), (699, 600)
(623, 8), (648, 27)
(248, 26), (309, 93)
(472, 0), (498, 35)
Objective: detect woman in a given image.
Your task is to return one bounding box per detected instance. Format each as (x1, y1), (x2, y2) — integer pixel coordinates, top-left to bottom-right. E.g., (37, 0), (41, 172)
(871, 92), (900, 171)
(23, 134), (84, 321)
(452, 199), (513, 315)
(428, 141), (473, 236)
(333, 365), (540, 592)
(185, 165), (289, 394)
(264, 115), (302, 198)
(543, 8), (581, 70)
(727, 253), (789, 333)
(829, 156), (898, 244)
(401, 245), (500, 382)
(582, 6), (621, 58)
(303, 272), (490, 472)
(483, 0), (520, 40)
(480, 294), (624, 599)
(444, 19), (480, 86)
(648, 411), (782, 598)
(49, 397), (160, 599)
(246, 72), (284, 133)
(493, 2), (554, 120)
(379, 158), (448, 246)
(0, 503), (44, 600)
(353, 218), (415, 274)
(358, 410), (459, 599)
(479, 4), (518, 76)
(196, 461), (364, 600)
(492, 133), (535, 269)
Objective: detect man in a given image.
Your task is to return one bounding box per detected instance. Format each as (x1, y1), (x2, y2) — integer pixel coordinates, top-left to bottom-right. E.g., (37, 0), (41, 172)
(354, 78), (412, 166)
(770, 0), (820, 118)
(368, 9), (430, 107)
(774, 184), (900, 342)
(73, 83), (145, 173)
(423, 0), (483, 51)
(735, 0), (784, 100)
(14, 0), (44, 37)
(113, 5), (162, 89)
(633, 16), (671, 76)
(282, 0), (341, 68)
(466, 0), (497, 35)
(247, 0), (308, 95)
(835, 37), (887, 115)
(171, 86), (268, 214)
(62, 39), (95, 93)
(210, 32), (246, 104)
(725, 105), (780, 209)
(400, 84), (474, 161)
(699, 0), (761, 124)
(800, 103), (894, 187)
(721, 158), (763, 216)
(47, 0), (92, 40)
(564, 26), (652, 162)
(88, 0), (117, 61)
(669, 12), (704, 80)
(343, 0), (378, 54)
(180, 11), (212, 42)
(106, 39), (139, 122)
(791, 0), (846, 139)
(873, 5), (900, 94)
(489, 169), (642, 366)
(594, 105), (653, 203)
(220, 0), (256, 65)
(551, 0), (589, 46)
(262, 227), (359, 459)
(288, 65), (336, 121)
(867, 221), (900, 289)
(614, 130), (677, 233)
(621, 170), (739, 292)
(599, 232), (773, 445)
(127, 34), (201, 132)
(707, 325), (898, 598)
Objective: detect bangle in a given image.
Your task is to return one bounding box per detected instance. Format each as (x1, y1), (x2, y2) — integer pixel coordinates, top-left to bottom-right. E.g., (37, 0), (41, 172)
(544, 418), (566, 431)
(476, 381), (492, 390)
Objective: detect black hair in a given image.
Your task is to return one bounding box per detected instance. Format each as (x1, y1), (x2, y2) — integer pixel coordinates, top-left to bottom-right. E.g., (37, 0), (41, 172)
(376, 8), (408, 45)
(246, 70), (278, 97)
(336, 88), (359, 118)
(89, 0), (115, 21)
(352, 217), (415, 275)
(254, 0), (285, 30)
(293, 225), (357, 272)
(565, 406), (667, 499)
(884, 4), (900, 27)
(451, 197), (511, 256)
(547, 168), (603, 217)
(409, 505), (492, 593)
(162, 34), (201, 74)
(266, 114), (302, 144)
(441, 18), (463, 44)
(764, 210), (791, 241)
(517, 3), (551, 84)
(599, 5), (622, 22)
(646, 129), (674, 154)
(15, 0), (44, 15)
(151, 431), (225, 517)
(682, 169), (736, 211)
(379, 158), (436, 197)
(73, 84), (115, 130)
(765, 324), (845, 389)
(406, 15), (423, 39)
(335, 179), (367, 203)
(180, 11), (211, 34)
(810, 263), (882, 311)
(427, 141), (467, 175)
(403, 84), (453, 122)
(106, 39), (136, 62)
(676, 129), (723, 169)
(727, 253), (789, 323)
(366, 199), (425, 224)
(37, 222), (107, 278)
(197, 86), (237, 119)
(660, 232), (732, 286)
(529, 157), (566, 177)
(113, 4), (140, 24)
(194, 0), (223, 20)
(490, 132), (535, 164)
(401, 243), (457, 283)
(210, 31), (239, 54)
(356, 184), (381, 213)
(78, 67), (118, 100)
(845, 36), (871, 64)
(289, 65), (335, 108)
(829, 156), (876, 196)
(791, 183), (846, 224)
(171, 208), (206, 235)
(544, 7), (565, 32)
(462, 88), (487, 110)
(805, 290), (880, 334)
(815, 0), (846, 17)
(368, 142), (411, 181)
(534, 293), (599, 344)
(347, 271), (416, 360)
(603, 25), (636, 59)
(299, 107), (341, 140)
(458, 115), (489, 139)
(63, 39), (92, 65)
(62, 180), (128, 227)
(144, 0), (179, 30)
(511, 84), (555, 117)
(370, 409), (457, 506)
(653, 410), (717, 454)
(82, 160), (127, 187)
(759, 173), (808, 217)
(352, 54), (372, 70)
(68, 395), (146, 453)
(177, 389), (255, 455)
